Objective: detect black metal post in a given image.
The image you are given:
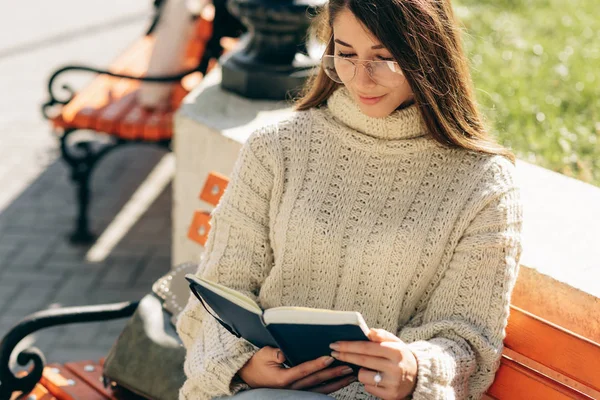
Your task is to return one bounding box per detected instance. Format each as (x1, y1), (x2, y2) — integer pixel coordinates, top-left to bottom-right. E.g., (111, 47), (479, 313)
(221, 0), (327, 100)
(71, 155), (95, 244)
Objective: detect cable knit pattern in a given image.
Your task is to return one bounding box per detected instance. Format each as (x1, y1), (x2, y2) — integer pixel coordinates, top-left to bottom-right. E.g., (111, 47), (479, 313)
(176, 86), (523, 400)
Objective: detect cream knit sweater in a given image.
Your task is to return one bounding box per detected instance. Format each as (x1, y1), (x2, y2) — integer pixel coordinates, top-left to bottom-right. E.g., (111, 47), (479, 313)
(176, 86), (523, 400)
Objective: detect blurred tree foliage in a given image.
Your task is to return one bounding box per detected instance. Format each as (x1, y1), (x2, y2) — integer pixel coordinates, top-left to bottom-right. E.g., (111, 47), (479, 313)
(455, 0), (600, 185)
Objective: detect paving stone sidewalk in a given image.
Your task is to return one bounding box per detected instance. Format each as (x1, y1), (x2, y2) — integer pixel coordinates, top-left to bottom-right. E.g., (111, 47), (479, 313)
(0, 147), (173, 364)
(0, 1), (179, 365)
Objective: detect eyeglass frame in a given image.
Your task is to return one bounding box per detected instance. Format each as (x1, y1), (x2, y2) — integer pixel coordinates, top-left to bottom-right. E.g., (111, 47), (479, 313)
(320, 36), (405, 87)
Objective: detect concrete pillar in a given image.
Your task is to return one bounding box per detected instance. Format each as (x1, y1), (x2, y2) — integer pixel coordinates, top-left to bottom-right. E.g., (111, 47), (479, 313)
(172, 66), (294, 266)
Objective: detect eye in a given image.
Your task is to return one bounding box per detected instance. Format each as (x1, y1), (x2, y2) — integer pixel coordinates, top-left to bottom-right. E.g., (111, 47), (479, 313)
(377, 56), (395, 61)
(337, 51), (356, 58)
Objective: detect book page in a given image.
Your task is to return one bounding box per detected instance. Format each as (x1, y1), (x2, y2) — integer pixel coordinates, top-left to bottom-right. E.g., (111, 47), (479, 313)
(263, 307), (370, 335)
(187, 275), (263, 315)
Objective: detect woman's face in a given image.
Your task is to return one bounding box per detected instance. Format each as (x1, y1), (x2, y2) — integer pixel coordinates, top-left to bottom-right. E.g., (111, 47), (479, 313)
(332, 8), (415, 118)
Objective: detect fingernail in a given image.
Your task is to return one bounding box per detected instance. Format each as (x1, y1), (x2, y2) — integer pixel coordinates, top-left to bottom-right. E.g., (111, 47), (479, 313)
(322, 356), (335, 366)
(349, 376), (358, 382)
(341, 367), (353, 374)
(331, 351), (340, 358)
(329, 342), (340, 350)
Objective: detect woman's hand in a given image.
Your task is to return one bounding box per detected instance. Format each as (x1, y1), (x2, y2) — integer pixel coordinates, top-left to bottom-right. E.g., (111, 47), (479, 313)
(237, 346), (357, 394)
(329, 329), (418, 400)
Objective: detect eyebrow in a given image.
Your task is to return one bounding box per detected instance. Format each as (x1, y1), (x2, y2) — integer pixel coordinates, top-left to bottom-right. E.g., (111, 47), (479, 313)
(335, 38), (385, 50)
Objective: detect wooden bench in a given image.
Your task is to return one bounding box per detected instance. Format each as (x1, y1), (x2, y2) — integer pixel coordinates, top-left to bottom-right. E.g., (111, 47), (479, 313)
(40, 0), (242, 245)
(2, 172), (600, 400)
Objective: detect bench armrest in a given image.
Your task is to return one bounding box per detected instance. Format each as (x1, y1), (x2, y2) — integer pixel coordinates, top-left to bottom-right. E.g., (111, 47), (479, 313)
(0, 301), (139, 399)
(41, 64), (202, 120)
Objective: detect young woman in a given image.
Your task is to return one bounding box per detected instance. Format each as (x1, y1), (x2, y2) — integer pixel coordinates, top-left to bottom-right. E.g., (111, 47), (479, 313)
(176, 0), (523, 399)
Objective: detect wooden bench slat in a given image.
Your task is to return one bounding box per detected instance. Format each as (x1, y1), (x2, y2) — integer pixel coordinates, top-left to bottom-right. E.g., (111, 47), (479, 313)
(505, 305), (600, 392)
(199, 172), (229, 206)
(10, 379), (58, 400)
(118, 105), (152, 140)
(59, 37), (153, 128)
(93, 38), (157, 134)
(187, 172), (230, 247)
(143, 109), (173, 141)
(40, 363), (111, 400)
(52, 10), (230, 143)
(21, 384), (57, 400)
(94, 91), (139, 134)
(488, 355), (594, 400)
(61, 38), (151, 130)
(195, 9), (214, 42)
(184, 40), (207, 69)
(169, 82), (191, 110)
(502, 347), (600, 399)
(111, 17), (215, 140)
(188, 210), (211, 246)
(64, 360), (117, 400)
(85, 38), (154, 134)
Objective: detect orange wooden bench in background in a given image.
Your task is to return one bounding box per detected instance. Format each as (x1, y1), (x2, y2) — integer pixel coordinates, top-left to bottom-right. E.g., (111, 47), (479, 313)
(2, 171), (600, 400)
(40, 0), (243, 245)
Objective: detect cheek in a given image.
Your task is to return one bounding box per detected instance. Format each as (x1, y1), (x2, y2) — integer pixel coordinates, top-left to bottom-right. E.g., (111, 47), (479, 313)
(388, 86), (410, 107)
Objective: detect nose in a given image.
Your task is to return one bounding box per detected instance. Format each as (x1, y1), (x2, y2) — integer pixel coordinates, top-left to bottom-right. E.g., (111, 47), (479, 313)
(355, 62), (376, 88)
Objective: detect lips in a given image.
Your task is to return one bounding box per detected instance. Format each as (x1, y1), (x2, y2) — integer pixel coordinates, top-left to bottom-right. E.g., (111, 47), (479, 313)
(358, 94), (383, 99)
(357, 93), (385, 105)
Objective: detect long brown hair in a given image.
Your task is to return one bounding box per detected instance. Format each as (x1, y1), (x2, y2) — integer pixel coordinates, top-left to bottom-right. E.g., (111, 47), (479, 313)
(295, 0), (515, 163)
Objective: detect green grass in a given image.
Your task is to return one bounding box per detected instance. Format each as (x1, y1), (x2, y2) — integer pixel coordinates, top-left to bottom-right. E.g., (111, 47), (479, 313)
(454, 0), (600, 185)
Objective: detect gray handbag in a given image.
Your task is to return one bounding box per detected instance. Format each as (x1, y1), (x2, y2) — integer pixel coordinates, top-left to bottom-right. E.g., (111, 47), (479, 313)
(103, 262), (198, 400)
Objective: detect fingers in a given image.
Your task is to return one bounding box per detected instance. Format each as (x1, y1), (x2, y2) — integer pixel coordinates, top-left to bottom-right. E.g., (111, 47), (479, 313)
(309, 374), (358, 394)
(368, 328), (402, 343)
(331, 340), (398, 361)
(358, 368), (387, 388)
(275, 349), (285, 363)
(331, 351), (390, 372)
(262, 346), (286, 364)
(288, 365), (354, 390)
(281, 356), (336, 385)
(363, 383), (388, 398)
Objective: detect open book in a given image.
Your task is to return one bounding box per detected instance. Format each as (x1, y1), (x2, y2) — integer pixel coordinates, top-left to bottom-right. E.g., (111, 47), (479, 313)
(185, 274), (371, 368)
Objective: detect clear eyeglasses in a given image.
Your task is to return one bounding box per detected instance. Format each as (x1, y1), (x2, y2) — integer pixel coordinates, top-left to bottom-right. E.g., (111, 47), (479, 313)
(321, 55), (405, 88)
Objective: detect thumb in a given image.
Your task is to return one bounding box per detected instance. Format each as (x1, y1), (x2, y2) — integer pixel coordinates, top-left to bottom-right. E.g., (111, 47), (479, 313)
(273, 348), (286, 363)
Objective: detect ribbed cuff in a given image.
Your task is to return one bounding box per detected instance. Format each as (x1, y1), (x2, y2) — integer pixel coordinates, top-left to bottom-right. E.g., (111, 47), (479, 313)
(407, 341), (449, 400)
(205, 344), (259, 396)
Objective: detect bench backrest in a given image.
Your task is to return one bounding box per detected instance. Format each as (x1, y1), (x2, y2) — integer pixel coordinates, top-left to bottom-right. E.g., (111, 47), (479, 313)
(188, 171), (600, 400)
(488, 305), (600, 399)
(52, 7), (217, 140)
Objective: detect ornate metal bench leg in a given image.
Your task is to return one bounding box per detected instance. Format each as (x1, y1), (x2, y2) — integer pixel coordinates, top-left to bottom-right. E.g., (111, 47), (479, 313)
(59, 129), (97, 244)
(71, 154), (94, 244)
(59, 129), (125, 245)
(0, 301), (139, 400)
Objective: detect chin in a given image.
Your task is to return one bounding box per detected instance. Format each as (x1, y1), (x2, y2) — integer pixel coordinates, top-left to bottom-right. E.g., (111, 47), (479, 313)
(358, 103), (395, 118)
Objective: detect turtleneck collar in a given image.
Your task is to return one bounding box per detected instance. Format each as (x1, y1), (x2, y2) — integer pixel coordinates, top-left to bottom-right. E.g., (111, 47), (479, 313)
(326, 86), (429, 141)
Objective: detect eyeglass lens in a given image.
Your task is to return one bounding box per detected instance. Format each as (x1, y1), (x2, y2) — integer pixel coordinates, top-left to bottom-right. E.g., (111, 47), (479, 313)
(322, 56), (404, 88)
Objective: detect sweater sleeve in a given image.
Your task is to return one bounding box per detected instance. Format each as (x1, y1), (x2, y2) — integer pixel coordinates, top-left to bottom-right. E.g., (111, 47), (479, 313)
(399, 160), (523, 400)
(175, 126), (278, 400)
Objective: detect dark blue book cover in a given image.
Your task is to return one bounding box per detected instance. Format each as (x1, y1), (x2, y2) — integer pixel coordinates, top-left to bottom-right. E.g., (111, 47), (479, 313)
(186, 275), (370, 369)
